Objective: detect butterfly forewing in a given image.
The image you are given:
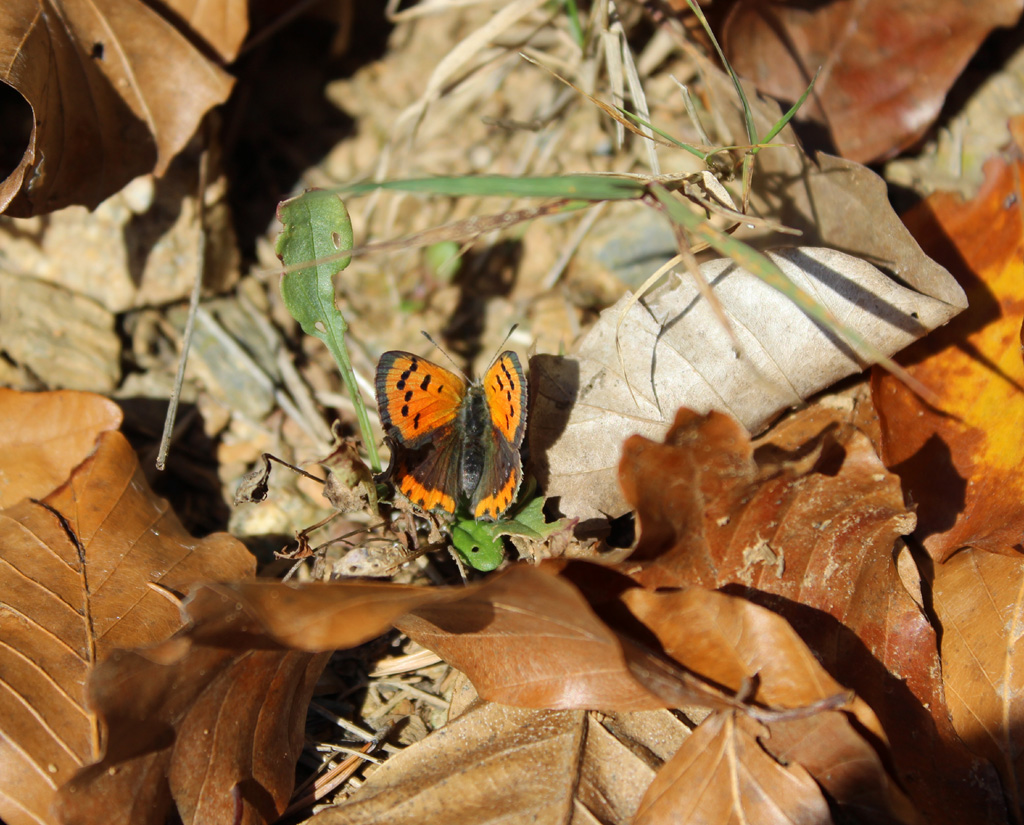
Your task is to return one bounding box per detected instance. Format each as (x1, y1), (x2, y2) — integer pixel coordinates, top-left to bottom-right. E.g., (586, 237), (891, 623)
(375, 351), (467, 449)
(482, 352), (527, 448)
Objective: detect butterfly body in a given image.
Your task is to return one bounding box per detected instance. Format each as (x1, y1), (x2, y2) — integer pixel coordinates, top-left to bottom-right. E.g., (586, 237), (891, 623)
(375, 350), (527, 520)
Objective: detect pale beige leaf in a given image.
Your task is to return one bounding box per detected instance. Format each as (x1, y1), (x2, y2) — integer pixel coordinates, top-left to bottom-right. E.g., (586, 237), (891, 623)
(531, 247), (959, 519)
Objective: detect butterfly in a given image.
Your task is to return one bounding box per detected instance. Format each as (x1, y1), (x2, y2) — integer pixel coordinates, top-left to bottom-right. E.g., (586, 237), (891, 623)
(375, 349), (527, 521)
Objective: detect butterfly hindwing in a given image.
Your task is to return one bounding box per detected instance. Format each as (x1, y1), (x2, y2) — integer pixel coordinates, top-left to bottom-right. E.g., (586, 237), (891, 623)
(390, 433), (462, 515)
(375, 351), (467, 450)
(470, 430), (522, 520)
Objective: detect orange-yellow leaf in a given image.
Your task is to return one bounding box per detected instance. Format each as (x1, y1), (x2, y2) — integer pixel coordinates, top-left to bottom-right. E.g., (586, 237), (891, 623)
(873, 138), (1024, 562)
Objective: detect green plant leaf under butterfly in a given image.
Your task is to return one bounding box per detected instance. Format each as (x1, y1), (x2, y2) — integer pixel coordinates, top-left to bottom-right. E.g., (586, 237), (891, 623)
(450, 495), (570, 572)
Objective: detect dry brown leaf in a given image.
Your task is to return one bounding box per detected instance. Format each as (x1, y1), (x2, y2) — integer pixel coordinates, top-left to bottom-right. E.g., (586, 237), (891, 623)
(308, 703), (586, 825)
(634, 713), (831, 825)
(0, 0), (234, 216)
(619, 410), (916, 598)
(316, 704), (689, 825)
(54, 586), (328, 825)
(619, 407), (1005, 823)
(932, 549), (1024, 820)
(720, 0), (1024, 163)
(395, 564), (676, 712)
(619, 584), (919, 823)
(0, 430), (254, 825)
(161, 0), (248, 61)
(311, 675), (687, 825)
(873, 135), (1024, 564)
(0, 388), (122, 507)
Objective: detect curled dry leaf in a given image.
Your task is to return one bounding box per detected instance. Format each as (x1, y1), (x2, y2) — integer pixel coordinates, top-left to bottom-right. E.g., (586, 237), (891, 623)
(932, 549), (1024, 820)
(0, 388), (122, 508)
(620, 406), (1007, 823)
(397, 561), (856, 717)
(874, 140), (1024, 564)
(1, 0), (235, 216)
(634, 713), (831, 825)
(721, 0), (1024, 163)
(0, 429), (254, 825)
(531, 247), (961, 521)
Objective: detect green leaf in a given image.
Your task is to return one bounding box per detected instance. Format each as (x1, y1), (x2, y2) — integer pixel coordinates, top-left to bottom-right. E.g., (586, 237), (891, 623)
(451, 520), (506, 572)
(449, 494), (565, 571)
(493, 496), (568, 541)
(276, 189), (353, 339)
(274, 189), (381, 472)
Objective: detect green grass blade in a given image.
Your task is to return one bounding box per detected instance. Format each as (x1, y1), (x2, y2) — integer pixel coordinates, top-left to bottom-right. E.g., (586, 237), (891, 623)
(682, 0), (757, 147)
(562, 0), (585, 49)
(758, 66), (821, 148)
(342, 174), (647, 201)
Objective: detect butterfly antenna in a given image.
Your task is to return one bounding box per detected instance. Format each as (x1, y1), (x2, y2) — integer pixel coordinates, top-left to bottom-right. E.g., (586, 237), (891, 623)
(420, 331), (470, 380)
(485, 323), (519, 366)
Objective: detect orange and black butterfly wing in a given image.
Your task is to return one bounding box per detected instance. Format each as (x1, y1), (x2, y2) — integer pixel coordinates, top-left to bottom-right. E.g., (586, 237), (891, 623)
(375, 351), (467, 450)
(471, 351), (528, 520)
(389, 435), (463, 515)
